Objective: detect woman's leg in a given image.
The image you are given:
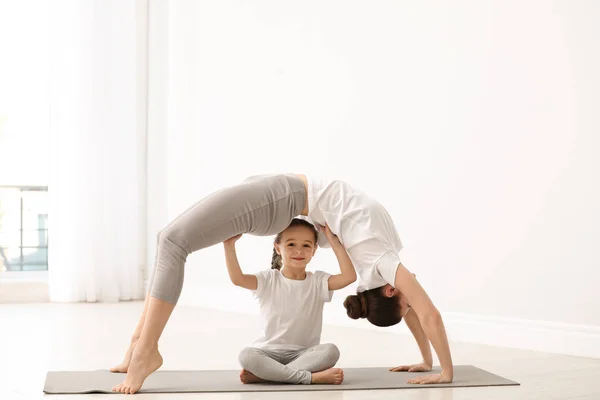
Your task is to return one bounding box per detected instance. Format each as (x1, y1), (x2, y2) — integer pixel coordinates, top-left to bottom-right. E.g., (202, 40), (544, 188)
(110, 292), (150, 373)
(112, 175), (306, 394)
(149, 174), (306, 304)
(111, 231), (163, 373)
(112, 297), (171, 394)
(110, 226), (166, 374)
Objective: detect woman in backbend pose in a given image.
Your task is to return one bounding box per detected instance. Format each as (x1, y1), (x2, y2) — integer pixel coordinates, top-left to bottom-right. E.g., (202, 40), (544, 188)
(111, 174), (453, 394)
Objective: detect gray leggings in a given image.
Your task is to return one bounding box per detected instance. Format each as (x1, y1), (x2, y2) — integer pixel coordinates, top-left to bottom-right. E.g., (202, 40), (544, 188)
(147, 174), (306, 304)
(238, 344), (340, 385)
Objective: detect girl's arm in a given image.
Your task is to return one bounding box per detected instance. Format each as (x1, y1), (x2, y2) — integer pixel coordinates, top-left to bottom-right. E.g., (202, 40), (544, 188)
(393, 264), (454, 384)
(223, 234), (257, 290)
(320, 224), (357, 290)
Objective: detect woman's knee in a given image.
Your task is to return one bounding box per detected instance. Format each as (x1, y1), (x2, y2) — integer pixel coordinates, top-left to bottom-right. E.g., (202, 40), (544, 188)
(157, 227), (190, 259)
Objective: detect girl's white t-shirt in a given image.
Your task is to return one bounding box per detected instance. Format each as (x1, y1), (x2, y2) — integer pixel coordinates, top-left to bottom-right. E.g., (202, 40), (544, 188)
(252, 269), (333, 350)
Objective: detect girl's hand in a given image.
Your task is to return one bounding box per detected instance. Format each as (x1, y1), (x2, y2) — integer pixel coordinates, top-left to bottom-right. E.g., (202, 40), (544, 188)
(389, 363), (432, 373)
(320, 224), (342, 247)
(406, 373), (453, 384)
(223, 234), (242, 247)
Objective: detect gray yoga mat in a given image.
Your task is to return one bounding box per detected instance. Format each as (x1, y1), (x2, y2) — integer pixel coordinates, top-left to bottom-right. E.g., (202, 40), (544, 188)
(43, 365), (519, 394)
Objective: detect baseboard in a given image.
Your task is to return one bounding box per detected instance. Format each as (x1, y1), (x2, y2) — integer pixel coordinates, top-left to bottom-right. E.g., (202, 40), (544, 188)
(324, 308), (600, 358)
(178, 285), (260, 316)
(0, 279), (49, 303)
(179, 287), (600, 359)
(441, 312), (600, 359)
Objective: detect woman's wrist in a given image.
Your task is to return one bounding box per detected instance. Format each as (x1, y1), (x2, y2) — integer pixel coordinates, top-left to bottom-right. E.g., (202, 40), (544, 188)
(440, 368), (453, 380)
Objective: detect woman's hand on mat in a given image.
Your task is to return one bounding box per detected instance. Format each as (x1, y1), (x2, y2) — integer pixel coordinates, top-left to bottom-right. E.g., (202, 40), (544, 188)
(389, 362), (432, 373)
(406, 373), (453, 384)
(223, 234), (242, 247)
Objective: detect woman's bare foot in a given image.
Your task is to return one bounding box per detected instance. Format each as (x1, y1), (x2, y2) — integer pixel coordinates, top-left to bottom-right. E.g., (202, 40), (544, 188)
(239, 369), (266, 384)
(110, 339), (138, 373)
(112, 346), (163, 394)
(311, 368), (344, 385)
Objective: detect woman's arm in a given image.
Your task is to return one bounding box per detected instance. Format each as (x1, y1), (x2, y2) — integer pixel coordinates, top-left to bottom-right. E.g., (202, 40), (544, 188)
(223, 234), (257, 290)
(320, 224), (357, 290)
(394, 264), (453, 383)
(389, 307), (433, 372)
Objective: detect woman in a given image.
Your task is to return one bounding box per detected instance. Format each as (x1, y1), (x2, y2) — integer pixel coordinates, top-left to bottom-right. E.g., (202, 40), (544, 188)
(111, 174), (453, 394)
(304, 176), (453, 385)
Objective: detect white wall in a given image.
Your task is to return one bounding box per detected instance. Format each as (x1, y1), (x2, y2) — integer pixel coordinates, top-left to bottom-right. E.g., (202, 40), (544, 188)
(146, 0), (170, 281)
(0, 0), (50, 186)
(148, 1), (600, 357)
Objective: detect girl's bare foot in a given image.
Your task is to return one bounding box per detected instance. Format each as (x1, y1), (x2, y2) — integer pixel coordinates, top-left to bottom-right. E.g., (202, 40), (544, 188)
(311, 368), (344, 385)
(240, 369), (266, 384)
(112, 346), (163, 394)
(110, 339), (138, 373)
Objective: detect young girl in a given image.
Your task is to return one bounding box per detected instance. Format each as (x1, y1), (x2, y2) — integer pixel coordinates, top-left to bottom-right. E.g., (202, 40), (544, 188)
(223, 218), (356, 385)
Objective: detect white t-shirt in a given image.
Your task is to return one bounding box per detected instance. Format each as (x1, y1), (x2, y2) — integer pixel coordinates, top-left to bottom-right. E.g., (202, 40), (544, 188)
(252, 269), (333, 350)
(306, 176), (403, 292)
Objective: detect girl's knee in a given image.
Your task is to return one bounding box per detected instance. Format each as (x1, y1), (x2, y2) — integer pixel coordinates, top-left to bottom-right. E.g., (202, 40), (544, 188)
(238, 347), (259, 369)
(323, 343), (340, 364)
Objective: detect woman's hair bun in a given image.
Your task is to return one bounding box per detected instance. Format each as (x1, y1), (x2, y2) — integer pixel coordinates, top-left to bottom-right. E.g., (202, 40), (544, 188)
(344, 293), (368, 319)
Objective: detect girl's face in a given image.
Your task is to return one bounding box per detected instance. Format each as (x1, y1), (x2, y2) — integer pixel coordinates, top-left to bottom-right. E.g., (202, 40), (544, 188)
(274, 225), (317, 270)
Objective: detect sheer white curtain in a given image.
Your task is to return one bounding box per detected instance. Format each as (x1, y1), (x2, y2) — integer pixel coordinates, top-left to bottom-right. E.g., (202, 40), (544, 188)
(48, 0), (148, 302)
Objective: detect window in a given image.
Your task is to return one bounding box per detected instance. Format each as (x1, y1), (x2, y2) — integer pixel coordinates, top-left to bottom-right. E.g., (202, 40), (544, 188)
(0, 186), (48, 271)
(0, 1), (50, 275)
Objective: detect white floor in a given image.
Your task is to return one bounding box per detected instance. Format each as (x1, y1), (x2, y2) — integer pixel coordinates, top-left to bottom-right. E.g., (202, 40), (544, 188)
(1, 302), (599, 400)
